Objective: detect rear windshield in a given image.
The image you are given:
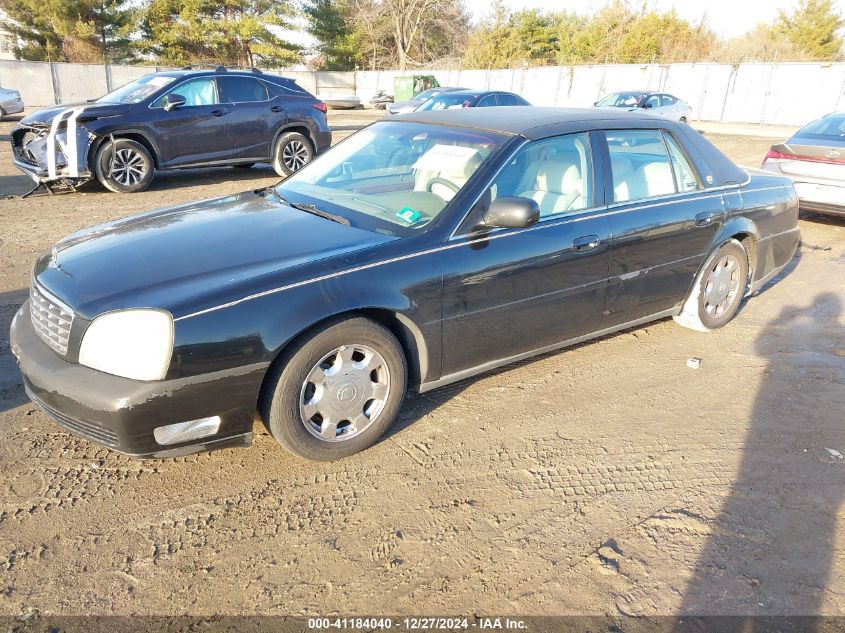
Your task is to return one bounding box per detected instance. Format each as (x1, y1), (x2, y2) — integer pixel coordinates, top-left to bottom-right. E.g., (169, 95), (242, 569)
(797, 115), (845, 139)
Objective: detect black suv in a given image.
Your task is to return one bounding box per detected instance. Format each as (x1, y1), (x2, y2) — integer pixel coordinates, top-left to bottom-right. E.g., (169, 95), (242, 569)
(11, 66), (332, 193)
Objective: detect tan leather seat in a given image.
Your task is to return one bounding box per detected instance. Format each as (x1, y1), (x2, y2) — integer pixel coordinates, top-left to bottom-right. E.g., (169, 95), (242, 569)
(518, 159), (583, 215)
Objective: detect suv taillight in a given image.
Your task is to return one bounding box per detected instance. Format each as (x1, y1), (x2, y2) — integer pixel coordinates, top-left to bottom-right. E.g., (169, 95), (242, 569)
(312, 101), (327, 113)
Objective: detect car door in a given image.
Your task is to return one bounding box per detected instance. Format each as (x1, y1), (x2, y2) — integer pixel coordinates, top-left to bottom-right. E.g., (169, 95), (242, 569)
(217, 76), (277, 160)
(643, 94), (663, 117)
(600, 128), (725, 327)
(148, 77), (236, 167)
(660, 94), (680, 119)
(440, 132), (613, 376)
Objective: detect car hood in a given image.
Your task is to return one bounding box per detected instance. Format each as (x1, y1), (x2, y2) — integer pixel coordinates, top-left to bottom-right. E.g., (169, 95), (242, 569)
(34, 191), (395, 319)
(20, 102), (131, 127)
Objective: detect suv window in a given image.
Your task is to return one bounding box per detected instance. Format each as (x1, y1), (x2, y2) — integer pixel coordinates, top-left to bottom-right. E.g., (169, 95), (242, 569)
(606, 129), (676, 202)
(152, 77), (218, 108)
(489, 132), (594, 217)
(218, 76), (269, 103)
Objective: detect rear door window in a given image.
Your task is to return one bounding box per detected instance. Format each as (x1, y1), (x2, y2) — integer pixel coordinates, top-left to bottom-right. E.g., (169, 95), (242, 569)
(497, 93), (519, 106)
(663, 133), (700, 192)
(606, 129), (676, 202)
(477, 94), (497, 107)
(218, 76), (269, 103)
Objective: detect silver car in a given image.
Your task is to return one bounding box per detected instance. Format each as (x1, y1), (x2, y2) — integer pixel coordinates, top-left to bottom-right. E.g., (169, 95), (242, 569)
(0, 86), (24, 119)
(762, 112), (845, 217)
(595, 91), (692, 122)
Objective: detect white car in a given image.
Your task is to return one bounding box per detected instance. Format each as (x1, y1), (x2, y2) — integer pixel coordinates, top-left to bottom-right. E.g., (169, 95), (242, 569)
(0, 86), (24, 119)
(595, 91), (691, 123)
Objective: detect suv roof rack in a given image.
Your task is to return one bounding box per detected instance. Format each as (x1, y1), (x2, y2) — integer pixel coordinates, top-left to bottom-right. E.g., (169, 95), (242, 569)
(180, 64), (263, 74)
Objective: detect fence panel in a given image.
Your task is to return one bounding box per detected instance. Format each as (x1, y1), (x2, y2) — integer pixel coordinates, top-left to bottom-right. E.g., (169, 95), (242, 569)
(0, 60), (55, 106)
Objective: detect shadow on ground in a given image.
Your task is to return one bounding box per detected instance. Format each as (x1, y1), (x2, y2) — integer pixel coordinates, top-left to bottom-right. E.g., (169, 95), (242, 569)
(679, 291), (845, 622)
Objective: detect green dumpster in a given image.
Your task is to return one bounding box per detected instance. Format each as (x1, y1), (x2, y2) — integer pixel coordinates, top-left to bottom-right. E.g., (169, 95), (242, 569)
(393, 75), (440, 101)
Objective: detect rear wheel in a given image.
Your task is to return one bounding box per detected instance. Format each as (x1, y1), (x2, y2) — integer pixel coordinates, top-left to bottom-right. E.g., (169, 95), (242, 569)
(272, 131), (314, 177)
(674, 239), (749, 332)
(260, 317), (407, 461)
(94, 139), (154, 193)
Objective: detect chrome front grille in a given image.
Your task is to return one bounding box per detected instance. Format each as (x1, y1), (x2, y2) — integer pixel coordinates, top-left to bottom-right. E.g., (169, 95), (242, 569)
(30, 283), (74, 355)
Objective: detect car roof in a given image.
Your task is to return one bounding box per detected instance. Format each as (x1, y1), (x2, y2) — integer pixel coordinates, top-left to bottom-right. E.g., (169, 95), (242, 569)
(432, 89), (511, 98)
(151, 69), (291, 82)
(397, 106), (661, 136)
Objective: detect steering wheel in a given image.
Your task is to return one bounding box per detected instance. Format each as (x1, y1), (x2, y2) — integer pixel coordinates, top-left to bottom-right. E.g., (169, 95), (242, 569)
(426, 177), (460, 195)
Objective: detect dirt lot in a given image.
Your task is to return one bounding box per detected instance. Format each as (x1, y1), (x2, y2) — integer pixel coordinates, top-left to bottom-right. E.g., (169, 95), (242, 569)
(1, 111), (845, 619)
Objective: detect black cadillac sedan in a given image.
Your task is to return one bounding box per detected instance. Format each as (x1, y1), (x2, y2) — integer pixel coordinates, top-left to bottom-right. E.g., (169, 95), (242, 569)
(10, 108), (799, 461)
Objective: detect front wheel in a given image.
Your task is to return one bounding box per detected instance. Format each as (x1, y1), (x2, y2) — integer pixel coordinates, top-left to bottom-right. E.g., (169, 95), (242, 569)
(94, 139), (154, 193)
(260, 317), (407, 461)
(272, 131), (314, 177)
(674, 239), (749, 332)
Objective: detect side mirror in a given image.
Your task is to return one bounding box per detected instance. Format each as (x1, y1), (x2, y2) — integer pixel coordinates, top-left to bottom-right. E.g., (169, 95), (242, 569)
(163, 93), (186, 111)
(483, 196), (540, 229)
(642, 101), (652, 109)
(593, 101), (599, 106)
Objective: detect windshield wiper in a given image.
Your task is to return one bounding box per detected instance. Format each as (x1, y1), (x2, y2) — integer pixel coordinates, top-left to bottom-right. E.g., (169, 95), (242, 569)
(289, 202), (351, 225)
(254, 187), (350, 226)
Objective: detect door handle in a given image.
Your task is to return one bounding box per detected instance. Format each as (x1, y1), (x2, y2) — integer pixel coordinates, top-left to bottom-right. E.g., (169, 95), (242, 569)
(210, 108), (229, 117)
(270, 105), (284, 112)
(572, 235), (601, 252)
(695, 212), (715, 227)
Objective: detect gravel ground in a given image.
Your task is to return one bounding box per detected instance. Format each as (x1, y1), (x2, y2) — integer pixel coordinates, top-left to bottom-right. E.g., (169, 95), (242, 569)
(1, 110), (844, 619)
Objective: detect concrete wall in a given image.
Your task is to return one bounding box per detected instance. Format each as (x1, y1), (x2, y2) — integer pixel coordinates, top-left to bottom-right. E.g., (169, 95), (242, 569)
(0, 60), (842, 125)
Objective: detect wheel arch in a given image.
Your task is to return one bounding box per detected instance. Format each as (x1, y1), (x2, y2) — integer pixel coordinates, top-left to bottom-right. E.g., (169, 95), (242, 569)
(90, 130), (160, 169)
(271, 123), (316, 153)
(256, 307), (429, 415)
(712, 216), (761, 280)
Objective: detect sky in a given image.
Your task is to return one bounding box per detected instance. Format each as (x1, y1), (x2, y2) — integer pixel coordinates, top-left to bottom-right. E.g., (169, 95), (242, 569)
(466, 0), (845, 38)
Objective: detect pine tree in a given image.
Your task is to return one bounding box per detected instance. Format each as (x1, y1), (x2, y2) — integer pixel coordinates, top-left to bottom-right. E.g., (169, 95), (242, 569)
(0, 0), (137, 62)
(777, 0), (843, 60)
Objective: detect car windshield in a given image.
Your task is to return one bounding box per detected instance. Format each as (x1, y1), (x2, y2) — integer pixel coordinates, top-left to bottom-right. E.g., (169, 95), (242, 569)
(96, 75), (176, 104)
(797, 115), (845, 139)
(597, 92), (645, 107)
(417, 93), (478, 111)
(275, 121), (507, 236)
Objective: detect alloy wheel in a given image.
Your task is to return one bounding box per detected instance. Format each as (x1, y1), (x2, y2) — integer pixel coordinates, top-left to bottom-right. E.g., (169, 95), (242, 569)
(299, 344), (391, 442)
(282, 140), (309, 171)
(108, 148), (147, 186)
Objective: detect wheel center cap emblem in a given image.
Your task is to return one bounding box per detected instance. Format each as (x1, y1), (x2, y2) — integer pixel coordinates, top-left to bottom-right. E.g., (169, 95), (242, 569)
(336, 383), (359, 404)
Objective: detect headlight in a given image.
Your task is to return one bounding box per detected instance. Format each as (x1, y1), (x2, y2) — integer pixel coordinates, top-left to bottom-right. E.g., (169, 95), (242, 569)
(79, 309), (174, 381)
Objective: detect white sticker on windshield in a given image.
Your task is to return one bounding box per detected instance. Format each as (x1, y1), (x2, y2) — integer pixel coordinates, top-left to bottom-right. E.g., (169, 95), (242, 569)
(413, 144), (478, 172)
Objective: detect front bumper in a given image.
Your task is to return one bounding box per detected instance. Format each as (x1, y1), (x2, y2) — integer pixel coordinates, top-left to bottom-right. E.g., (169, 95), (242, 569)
(10, 302), (265, 458)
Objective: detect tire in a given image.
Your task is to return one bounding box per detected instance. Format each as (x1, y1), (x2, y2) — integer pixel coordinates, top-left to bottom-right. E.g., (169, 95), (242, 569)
(272, 131), (314, 177)
(233, 163), (255, 169)
(260, 316), (407, 461)
(674, 239), (749, 332)
(94, 138), (154, 193)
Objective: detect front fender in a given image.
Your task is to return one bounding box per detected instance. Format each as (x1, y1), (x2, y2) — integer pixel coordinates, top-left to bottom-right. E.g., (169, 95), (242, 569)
(170, 248), (444, 386)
